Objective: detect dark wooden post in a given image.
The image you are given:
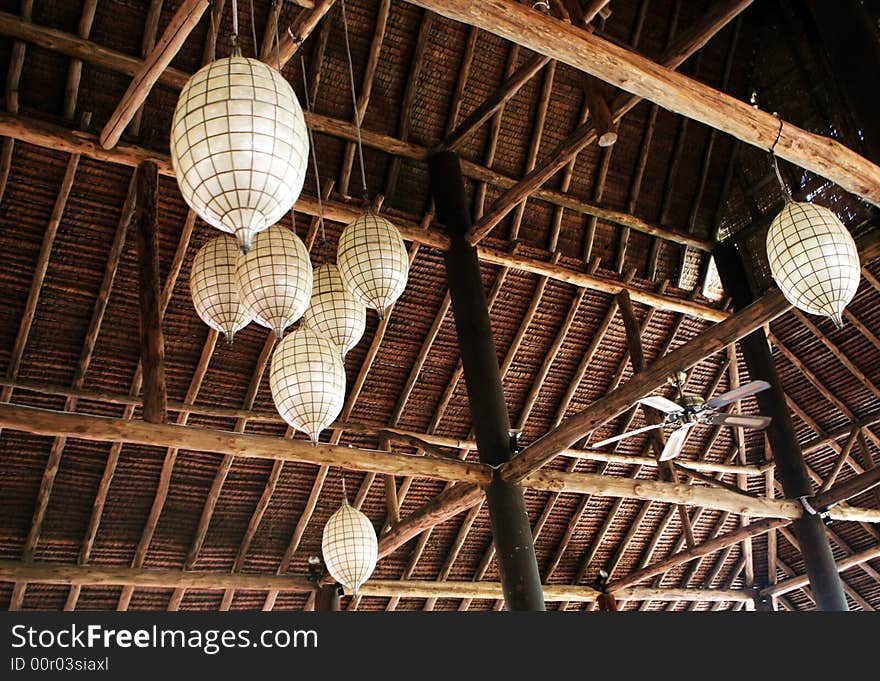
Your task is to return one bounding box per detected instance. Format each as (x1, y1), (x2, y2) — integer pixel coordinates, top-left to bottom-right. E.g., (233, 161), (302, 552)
(428, 150), (545, 611)
(135, 161), (167, 423)
(713, 240), (847, 611)
(315, 584), (340, 611)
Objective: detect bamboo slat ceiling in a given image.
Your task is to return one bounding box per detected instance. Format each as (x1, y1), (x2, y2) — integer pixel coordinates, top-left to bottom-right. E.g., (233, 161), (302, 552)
(0, 0), (878, 611)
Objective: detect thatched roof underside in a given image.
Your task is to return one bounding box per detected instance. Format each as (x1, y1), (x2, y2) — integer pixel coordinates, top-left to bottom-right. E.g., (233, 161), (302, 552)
(0, 0), (879, 611)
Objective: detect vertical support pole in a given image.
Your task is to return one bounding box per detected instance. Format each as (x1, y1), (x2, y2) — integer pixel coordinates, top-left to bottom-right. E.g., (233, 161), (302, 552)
(428, 150), (545, 611)
(315, 585), (341, 611)
(136, 161), (167, 424)
(713, 240), (847, 611)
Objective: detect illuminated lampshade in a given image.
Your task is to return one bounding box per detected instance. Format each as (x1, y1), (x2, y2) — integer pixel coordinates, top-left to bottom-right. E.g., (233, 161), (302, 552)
(337, 212), (409, 319)
(321, 499), (377, 596)
(189, 234), (251, 342)
(269, 325), (345, 444)
(766, 201), (860, 328)
(236, 225), (313, 338)
(170, 56), (308, 253)
(302, 264), (366, 357)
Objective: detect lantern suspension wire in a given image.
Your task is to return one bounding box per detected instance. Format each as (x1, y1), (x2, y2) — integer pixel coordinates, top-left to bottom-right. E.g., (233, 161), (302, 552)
(230, 0), (239, 46)
(208, 2), (218, 61)
(340, 0), (369, 203)
(768, 115), (791, 202)
(340, 469), (348, 506)
(248, 0), (259, 59)
(300, 55), (329, 262)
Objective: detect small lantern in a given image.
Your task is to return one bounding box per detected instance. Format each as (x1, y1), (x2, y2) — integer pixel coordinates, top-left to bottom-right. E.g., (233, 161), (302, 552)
(766, 201), (860, 328)
(321, 498), (378, 596)
(189, 235), (251, 342)
(170, 56), (309, 253)
(269, 325), (345, 444)
(302, 264), (366, 357)
(236, 225), (313, 338)
(337, 212), (409, 319)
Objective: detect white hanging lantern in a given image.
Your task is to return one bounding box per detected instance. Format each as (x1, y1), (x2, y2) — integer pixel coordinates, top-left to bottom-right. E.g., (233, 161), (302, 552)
(302, 264), (366, 357)
(766, 201), (860, 328)
(170, 56), (309, 253)
(236, 225), (313, 338)
(321, 498), (378, 596)
(337, 212), (409, 319)
(189, 234), (252, 342)
(269, 325), (345, 444)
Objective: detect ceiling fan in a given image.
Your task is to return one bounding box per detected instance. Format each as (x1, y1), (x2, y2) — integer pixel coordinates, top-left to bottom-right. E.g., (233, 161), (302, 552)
(591, 371), (773, 462)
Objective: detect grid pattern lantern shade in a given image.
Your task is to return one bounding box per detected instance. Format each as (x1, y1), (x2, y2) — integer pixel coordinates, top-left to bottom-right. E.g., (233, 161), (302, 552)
(302, 264), (366, 357)
(170, 56), (308, 254)
(766, 201), (860, 328)
(321, 499), (378, 596)
(189, 234), (252, 342)
(236, 225), (313, 338)
(337, 213), (409, 319)
(269, 325), (345, 444)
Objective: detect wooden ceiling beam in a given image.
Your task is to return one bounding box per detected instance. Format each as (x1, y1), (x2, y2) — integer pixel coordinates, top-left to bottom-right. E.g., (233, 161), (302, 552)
(0, 111), (725, 322)
(0, 12), (718, 253)
(457, 0), (755, 245)
(65, 210), (196, 612)
(0, 560), (753, 604)
(0, 378), (769, 477)
(99, 0), (208, 149)
(502, 291), (792, 482)
(762, 543), (880, 599)
(379, 289), (793, 558)
(276, 0), (337, 67)
(442, 52), (551, 152)
(411, 0), (880, 243)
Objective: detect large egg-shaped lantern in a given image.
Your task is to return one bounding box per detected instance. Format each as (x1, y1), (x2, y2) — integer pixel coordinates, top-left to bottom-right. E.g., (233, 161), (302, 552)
(170, 56), (308, 254)
(766, 201), (860, 328)
(337, 212), (409, 319)
(236, 225), (313, 338)
(302, 264), (366, 357)
(269, 325), (345, 444)
(321, 499), (378, 596)
(189, 235), (252, 343)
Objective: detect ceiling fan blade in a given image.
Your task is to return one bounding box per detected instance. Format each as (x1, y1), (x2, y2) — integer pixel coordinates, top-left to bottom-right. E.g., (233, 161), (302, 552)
(704, 380), (771, 410)
(658, 424), (692, 462)
(638, 395), (683, 414)
(704, 412), (772, 430)
(592, 422), (665, 448)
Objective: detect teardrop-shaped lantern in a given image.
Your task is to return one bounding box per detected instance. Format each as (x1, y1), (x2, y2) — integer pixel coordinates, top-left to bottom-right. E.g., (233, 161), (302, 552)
(302, 264), (366, 357)
(321, 499), (378, 596)
(189, 234), (252, 342)
(337, 212), (409, 319)
(236, 225), (313, 338)
(269, 325), (345, 444)
(170, 56), (309, 253)
(766, 201), (860, 328)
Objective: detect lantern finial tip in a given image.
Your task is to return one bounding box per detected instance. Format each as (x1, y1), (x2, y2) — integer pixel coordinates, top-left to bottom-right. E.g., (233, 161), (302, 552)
(830, 311), (846, 330)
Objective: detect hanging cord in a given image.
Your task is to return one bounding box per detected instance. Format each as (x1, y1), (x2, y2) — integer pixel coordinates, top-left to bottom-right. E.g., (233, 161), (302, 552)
(230, 0), (239, 48)
(300, 55), (330, 262)
(340, 470), (349, 506)
(208, 0), (218, 61)
(768, 115), (791, 202)
(248, 0), (259, 59)
(340, 0), (370, 204)
(273, 0), (282, 71)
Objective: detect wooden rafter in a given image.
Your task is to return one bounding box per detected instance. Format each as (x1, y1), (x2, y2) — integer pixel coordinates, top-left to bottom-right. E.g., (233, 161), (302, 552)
(99, 0), (208, 149)
(0, 560), (754, 605)
(459, 0), (756, 244)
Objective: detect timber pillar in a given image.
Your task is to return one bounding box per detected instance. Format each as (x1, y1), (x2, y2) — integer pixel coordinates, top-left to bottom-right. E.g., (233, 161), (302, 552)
(713, 240), (848, 611)
(428, 150), (545, 611)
